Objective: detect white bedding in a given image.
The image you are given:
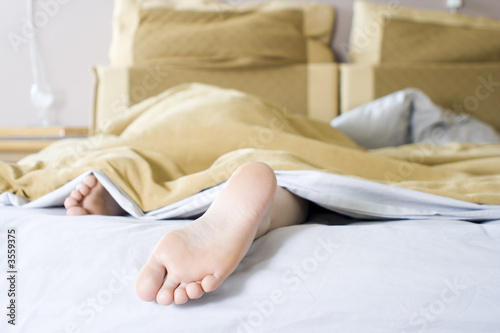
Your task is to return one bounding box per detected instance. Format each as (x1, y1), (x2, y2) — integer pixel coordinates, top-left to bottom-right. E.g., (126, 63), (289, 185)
(331, 89), (500, 149)
(1, 206), (499, 332)
(2, 170), (500, 222)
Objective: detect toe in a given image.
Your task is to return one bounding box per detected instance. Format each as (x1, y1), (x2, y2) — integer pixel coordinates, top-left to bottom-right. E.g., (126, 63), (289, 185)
(156, 291), (174, 306)
(156, 278), (179, 306)
(186, 282), (204, 300)
(136, 256), (167, 302)
(174, 285), (189, 305)
(69, 189), (83, 201)
(66, 206), (89, 216)
(76, 183), (90, 196)
(83, 175), (98, 188)
(201, 274), (221, 293)
(64, 197), (78, 209)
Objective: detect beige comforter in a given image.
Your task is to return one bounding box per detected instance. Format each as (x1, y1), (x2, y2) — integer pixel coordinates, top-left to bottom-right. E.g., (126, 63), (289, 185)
(1, 83), (499, 211)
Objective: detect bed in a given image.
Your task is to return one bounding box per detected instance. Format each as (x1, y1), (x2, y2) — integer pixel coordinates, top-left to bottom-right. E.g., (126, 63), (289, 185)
(2, 1), (500, 332)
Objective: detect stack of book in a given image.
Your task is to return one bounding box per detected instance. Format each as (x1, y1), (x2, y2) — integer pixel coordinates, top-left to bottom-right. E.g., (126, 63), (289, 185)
(0, 126), (88, 162)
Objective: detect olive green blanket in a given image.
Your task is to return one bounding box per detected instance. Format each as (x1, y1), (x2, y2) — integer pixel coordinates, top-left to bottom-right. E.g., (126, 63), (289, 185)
(1, 83), (499, 212)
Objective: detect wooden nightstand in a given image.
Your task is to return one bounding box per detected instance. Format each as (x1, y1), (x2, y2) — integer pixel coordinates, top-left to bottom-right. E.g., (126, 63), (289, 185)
(0, 127), (88, 163)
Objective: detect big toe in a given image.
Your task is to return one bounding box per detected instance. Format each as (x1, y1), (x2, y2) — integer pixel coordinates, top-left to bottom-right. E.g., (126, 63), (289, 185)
(136, 257), (167, 302)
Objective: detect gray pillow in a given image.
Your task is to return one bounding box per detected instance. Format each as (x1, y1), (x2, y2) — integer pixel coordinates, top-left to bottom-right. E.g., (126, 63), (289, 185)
(331, 88), (500, 149)
(330, 90), (412, 149)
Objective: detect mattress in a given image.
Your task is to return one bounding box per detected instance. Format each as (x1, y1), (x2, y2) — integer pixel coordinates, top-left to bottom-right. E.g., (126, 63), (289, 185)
(1, 206), (499, 333)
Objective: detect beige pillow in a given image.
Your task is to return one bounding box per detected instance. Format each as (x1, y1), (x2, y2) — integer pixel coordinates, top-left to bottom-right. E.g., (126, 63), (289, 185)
(349, 0), (500, 64)
(109, 0), (335, 67)
(380, 18), (500, 63)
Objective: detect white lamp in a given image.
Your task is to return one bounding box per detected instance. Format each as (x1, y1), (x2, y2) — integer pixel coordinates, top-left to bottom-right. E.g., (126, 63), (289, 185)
(28, 0), (55, 126)
(446, 0), (464, 13)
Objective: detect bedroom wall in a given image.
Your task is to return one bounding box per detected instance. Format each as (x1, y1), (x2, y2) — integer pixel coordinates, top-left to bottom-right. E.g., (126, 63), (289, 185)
(1, 0), (499, 128)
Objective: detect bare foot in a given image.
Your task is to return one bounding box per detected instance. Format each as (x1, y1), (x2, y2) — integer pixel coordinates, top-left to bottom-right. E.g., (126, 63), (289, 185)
(136, 162), (279, 305)
(63, 174), (126, 216)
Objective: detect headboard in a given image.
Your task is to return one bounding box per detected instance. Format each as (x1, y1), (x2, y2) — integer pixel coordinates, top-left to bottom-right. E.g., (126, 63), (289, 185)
(92, 0), (500, 135)
(92, 0), (339, 134)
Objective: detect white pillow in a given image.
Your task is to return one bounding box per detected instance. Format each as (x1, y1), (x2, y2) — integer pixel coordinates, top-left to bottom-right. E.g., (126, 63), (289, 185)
(413, 109), (500, 145)
(331, 88), (500, 149)
(330, 90), (412, 149)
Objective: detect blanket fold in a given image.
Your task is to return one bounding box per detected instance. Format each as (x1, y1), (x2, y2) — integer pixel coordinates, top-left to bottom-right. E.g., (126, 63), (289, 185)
(1, 83), (500, 212)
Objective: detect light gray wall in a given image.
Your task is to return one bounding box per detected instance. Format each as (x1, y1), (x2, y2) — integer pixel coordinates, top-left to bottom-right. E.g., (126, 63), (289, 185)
(0, 0), (114, 128)
(1, 0), (499, 128)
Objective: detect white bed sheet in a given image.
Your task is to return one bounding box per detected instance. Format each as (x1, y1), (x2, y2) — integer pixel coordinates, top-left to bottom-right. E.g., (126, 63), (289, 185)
(1, 206), (499, 333)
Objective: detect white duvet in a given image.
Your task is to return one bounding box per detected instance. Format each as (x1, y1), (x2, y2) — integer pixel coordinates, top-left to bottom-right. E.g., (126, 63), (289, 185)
(2, 169), (500, 222)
